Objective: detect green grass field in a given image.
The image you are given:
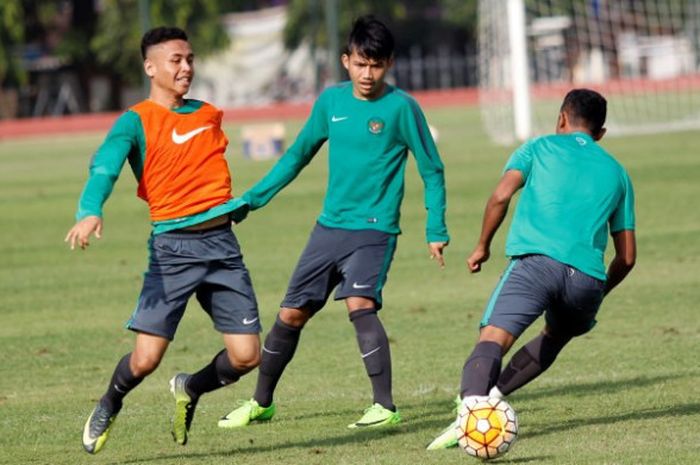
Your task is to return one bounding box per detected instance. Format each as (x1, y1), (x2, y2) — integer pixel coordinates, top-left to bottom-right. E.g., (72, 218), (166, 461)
(1, 106), (699, 465)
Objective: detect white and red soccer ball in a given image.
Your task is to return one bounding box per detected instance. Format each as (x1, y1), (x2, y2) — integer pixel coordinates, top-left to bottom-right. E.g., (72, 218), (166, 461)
(455, 395), (518, 460)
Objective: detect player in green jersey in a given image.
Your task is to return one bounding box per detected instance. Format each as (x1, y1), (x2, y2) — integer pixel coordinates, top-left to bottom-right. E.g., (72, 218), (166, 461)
(218, 16), (449, 430)
(428, 88), (637, 450)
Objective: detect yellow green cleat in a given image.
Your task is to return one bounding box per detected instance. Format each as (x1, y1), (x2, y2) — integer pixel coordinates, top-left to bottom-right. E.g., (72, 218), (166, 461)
(347, 403), (401, 429)
(218, 398), (276, 428)
(170, 373), (197, 445)
(82, 402), (117, 454)
(426, 419), (459, 450)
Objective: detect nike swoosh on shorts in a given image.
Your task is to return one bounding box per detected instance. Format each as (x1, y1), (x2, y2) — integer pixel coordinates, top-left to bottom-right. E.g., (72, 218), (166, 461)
(352, 282), (372, 289)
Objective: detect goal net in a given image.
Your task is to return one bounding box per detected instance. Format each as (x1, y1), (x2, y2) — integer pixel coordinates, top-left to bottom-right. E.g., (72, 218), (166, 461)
(478, 0), (700, 145)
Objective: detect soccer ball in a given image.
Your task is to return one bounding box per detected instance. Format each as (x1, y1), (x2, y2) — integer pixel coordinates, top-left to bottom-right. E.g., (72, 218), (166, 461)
(455, 395), (518, 460)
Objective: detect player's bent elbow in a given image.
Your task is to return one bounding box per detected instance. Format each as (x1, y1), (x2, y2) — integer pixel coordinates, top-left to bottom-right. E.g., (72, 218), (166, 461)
(613, 254), (636, 271)
(489, 192), (511, 207)
(620, 248), (636, 269)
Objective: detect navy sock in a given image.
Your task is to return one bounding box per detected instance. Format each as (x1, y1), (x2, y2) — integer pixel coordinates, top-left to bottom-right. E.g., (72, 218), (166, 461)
(350, 308), (395, 411)
(496, 333), (570, 395)
(186, 349), (243, 399)
(254, 316), (301, 407)
(460, 341), (503, 397)
(100, 353), (143, 413)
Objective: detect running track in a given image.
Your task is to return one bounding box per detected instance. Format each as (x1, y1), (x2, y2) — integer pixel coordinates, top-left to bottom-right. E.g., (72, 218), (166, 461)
(0, 88), (479, 140)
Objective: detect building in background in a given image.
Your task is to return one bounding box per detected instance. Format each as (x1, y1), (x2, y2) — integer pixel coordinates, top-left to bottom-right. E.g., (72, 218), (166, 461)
(188, 6), (316, 108)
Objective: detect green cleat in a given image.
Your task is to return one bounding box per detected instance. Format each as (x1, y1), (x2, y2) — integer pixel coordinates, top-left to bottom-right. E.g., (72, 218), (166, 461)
(347, 403), (401, 429)
(426, 419), (459, 450)
(82, 402), (117, 454)
(170, 373), (198, 445)
(452, 394), (461, 414)
(218, 399), (276, 428)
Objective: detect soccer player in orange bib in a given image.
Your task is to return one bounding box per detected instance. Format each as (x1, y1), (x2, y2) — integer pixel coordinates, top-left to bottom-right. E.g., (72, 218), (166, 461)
(65, 27), (260, 454)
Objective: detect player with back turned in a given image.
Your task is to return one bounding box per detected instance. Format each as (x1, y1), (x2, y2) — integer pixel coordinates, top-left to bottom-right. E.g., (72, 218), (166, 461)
(428, 88), (636, 450)
(66, 27), (260, 454)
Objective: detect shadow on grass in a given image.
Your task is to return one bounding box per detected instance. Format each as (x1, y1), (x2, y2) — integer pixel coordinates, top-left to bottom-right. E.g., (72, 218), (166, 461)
(108, 373), (696, 464)
(524, 402), (700, 439)
(494, 456), (553, 464)
(108, 399), (469, 464)
(511, 372), (692, 402)
(110, 426), (406, 465)
(397, 372), (697, 426)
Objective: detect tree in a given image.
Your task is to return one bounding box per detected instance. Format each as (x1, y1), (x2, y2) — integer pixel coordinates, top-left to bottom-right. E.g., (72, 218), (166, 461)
(0, 1), (26, 87)
(283, 0), (478, 56)
(91, 0), (232, 87)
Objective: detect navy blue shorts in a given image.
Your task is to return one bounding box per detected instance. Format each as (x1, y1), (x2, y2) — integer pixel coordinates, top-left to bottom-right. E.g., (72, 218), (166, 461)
(480, 255), (605, 338)
(281, 223), (397, 312)
(126, 225), (261, 340)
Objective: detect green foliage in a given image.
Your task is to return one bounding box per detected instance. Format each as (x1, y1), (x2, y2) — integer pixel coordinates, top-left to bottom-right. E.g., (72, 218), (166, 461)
(284, 0), (477, 55)
(91, 0), (231, 86)
(0, 0), (25, 86)
(1, 105), (699, 464)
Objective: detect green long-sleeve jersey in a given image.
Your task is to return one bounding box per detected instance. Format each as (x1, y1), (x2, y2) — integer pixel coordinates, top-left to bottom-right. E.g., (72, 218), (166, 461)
(242, 82), (449, 242)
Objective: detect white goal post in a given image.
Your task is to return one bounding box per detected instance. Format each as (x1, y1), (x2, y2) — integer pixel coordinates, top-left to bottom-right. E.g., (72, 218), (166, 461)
(478, 0), (700, 145)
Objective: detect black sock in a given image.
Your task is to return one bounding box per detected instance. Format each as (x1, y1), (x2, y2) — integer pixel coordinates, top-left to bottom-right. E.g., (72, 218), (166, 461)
(460, 341), (503, 397)
(100, 353), (143, 413)
(186, 349), (243, 399)
(496, 333), (570, 395)
(350, 308), (394, 411)
(253, 316), (302, 407)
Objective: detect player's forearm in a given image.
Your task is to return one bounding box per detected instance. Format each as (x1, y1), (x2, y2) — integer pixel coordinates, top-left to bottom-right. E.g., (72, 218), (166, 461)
(476, 194), (510, 249)
(243, 150), (313, 209)
(604, 255), (635, 296)
(423, 180), (449, 242)
(426, 209), (449, 243)
(604, 229), (636, 295)
(76, 173), (118, 219)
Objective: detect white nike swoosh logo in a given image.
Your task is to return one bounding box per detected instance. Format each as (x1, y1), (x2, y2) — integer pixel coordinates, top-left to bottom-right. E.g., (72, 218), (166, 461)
(243, 317), (259, 325)
(361, 346), (381, 358)
(171, 125), (212, 144)
(331, 115), (348, 122)
(262, 345), (281, 355)
(352, 282), (372, 289)
(82, 411), (94, 443)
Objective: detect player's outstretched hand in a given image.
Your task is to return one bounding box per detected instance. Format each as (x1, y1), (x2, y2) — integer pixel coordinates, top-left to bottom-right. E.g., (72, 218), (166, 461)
(230, 201), (250, 225)
(65, 216), (103, 250)
(467, 245), (489, 273)
(428, 241), (448, 268)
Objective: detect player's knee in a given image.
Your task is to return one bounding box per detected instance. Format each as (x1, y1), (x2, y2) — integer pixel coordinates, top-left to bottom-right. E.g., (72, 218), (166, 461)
(229, 350), (260, 373)
(478, 325), (515, 352)
(130, 352), (162, 376)
(278, 307), (310, 328)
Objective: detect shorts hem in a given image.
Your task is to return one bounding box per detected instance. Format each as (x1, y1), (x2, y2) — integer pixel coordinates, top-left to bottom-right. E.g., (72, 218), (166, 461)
(478, 320), (521, 338)
(127, 325), (175, 341)
(280, 298), (323, 313)
(333, 292), (383, 310)
(215, 327), (262, 335)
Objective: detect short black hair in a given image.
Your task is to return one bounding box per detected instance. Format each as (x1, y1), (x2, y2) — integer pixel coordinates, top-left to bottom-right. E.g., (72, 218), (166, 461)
(345, 15), (394, 61)
(141, 26), (188, 59)
(560, 88), (607, 135)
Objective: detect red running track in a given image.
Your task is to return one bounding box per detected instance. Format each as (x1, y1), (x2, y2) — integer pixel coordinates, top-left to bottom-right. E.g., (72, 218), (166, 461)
(0, 87), (479, 140)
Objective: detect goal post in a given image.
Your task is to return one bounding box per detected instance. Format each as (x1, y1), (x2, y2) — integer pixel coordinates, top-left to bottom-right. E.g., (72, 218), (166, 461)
(478, 0), (700, 145)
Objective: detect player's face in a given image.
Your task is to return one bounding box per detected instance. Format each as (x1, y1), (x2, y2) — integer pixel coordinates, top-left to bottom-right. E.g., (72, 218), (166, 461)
(342, 49), (393, 100)
(144, 39), (194, 97)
